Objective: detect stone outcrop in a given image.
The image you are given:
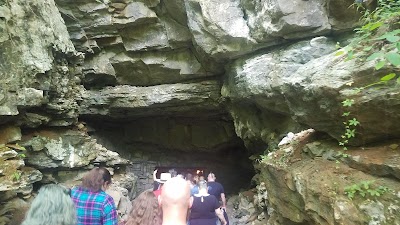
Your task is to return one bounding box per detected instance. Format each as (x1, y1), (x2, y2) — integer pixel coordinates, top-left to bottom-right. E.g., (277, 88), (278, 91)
(222, 36), (337, 150)
(223, 36), (400, 147)
(22, 128), (128, 169)
(0, 0), (83, 128)
(252, 130), (400, 225)
(185, 0), (359, 60)
(80, 80), (224, 118)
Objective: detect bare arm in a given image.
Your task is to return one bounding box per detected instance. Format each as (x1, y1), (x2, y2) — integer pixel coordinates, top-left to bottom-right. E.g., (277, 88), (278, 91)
(215, 208), (227, 225)
(221, 193), (226, 208)
(153, 169), (158, 181)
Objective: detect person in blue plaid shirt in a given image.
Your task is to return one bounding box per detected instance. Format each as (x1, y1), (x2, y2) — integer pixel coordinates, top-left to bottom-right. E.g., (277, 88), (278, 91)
(70, 167), (118, 225)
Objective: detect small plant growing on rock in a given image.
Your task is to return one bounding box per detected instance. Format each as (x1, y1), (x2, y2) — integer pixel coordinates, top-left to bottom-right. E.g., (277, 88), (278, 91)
(338, 98), (360, 153)
(11, 171), (22, 182)
(344, 180), (389, 199)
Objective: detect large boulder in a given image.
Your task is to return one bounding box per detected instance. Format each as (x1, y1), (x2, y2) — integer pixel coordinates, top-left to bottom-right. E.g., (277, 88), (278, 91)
(223, 36), (337, 148)
(256, 131), (400, 225)
(185, 0), (360, 60)
(223, 35), (400, 145)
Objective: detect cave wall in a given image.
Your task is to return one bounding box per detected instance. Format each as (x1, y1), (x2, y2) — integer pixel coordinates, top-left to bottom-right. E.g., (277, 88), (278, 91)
(1, 0), (400, 225)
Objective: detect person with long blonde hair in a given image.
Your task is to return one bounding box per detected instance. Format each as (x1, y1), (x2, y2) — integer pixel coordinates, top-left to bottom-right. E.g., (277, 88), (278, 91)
(124, 189), (162, 225)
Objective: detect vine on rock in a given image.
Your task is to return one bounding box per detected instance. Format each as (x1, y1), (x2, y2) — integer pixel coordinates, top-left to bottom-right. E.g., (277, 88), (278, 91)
(336, 0), (400, 153)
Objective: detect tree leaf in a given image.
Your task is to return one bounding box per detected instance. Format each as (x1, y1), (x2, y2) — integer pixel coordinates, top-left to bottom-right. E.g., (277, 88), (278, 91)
(375, 61), (385, 70)
(386, 35), (400, 43)
(366, 52), (383, 61)
(368, 21), (383, 31)
(335, 51), (345, 56)
(397, 77), (400, 84)
(381, 73), (396, 81)
(385, 52), (400, 66)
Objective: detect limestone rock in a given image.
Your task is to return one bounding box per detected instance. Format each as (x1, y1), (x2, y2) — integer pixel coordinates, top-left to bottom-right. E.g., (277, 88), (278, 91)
(112, 2), (158, 27)
(110, 50), (208, 86)
(223, 37), (335, 149)
(23, 129), (128, 168)
(0, 125), (21, 144)
(343, 144), (400, 180)
(184, 0), (269, 60)
(223, 35), (400, 145)
(227, 189), (268, 225)
(0, 0), (82, 127)
(256, 139), (400, 225)
(241, 0), (331, 41)
(79, 80), (224, 118)
(162, 0), (187, 26)
(280, 51), (400, 145)
(83, 52), (117, 88)
(185, 0), (360, 60)
(0, 146), (42, 195)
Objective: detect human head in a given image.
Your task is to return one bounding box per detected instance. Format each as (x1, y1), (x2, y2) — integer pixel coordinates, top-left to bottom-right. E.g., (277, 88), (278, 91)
(207, 172), (216, 182)
(125, 190), (161, 225)
(21, 184), (76, 225)
(198, 180), (208, 191)
(186, 173), (193, 183)
(197, 180), (209, 195)
(199, 176), (205, 181)
(159, 177), (192, 224)
(82, 167), (112, 192)
(193, 175), (199, 183)
(168, 168), (178, 178)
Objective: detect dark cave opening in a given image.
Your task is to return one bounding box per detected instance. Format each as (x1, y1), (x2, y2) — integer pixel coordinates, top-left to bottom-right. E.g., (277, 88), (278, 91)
(83, 116), (256, 196)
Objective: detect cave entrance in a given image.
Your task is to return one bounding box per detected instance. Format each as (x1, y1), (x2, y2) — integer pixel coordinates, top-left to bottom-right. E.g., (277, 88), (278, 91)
(85, 116), (255, 198)
(154, 166), (208, 177)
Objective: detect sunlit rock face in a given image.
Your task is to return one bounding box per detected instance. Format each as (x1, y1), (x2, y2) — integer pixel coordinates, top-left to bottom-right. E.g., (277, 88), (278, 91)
(223, 36), (400, 147)
(0, 0), (83, 127)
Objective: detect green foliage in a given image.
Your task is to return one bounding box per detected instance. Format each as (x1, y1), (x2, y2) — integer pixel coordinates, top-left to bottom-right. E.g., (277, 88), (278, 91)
(11, 171), (21, 182)
(337, 0), (400, 151)
(344, 180), (390, 199)
(339, 99), (360, 151)
(339, 0), (400, 82)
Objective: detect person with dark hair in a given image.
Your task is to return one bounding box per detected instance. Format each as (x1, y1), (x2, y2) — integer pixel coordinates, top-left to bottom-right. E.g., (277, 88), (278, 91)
(21, 184), (76, 225)
(207, 173), (228, 225)
(124, 189), (162, 225)
(186, 173), (199, 196)
(207, 173), (226, 210)
(169, 168), (178, 178)
(189, 181), (227, 225)
(70, 167), (118, 225)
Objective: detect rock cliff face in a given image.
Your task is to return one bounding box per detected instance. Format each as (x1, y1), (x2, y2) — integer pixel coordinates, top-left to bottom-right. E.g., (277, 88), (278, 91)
(1, 0), (400, 224)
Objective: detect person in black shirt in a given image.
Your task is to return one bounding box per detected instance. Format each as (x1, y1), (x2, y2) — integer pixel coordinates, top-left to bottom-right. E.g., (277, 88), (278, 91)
(207, 173), (226, 211)
(189, 180), (227, 225)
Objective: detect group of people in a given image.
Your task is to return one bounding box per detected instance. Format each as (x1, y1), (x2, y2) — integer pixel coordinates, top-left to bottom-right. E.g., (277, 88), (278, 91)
(20, 167), (229, 225)
(152, 169), (229, 225)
